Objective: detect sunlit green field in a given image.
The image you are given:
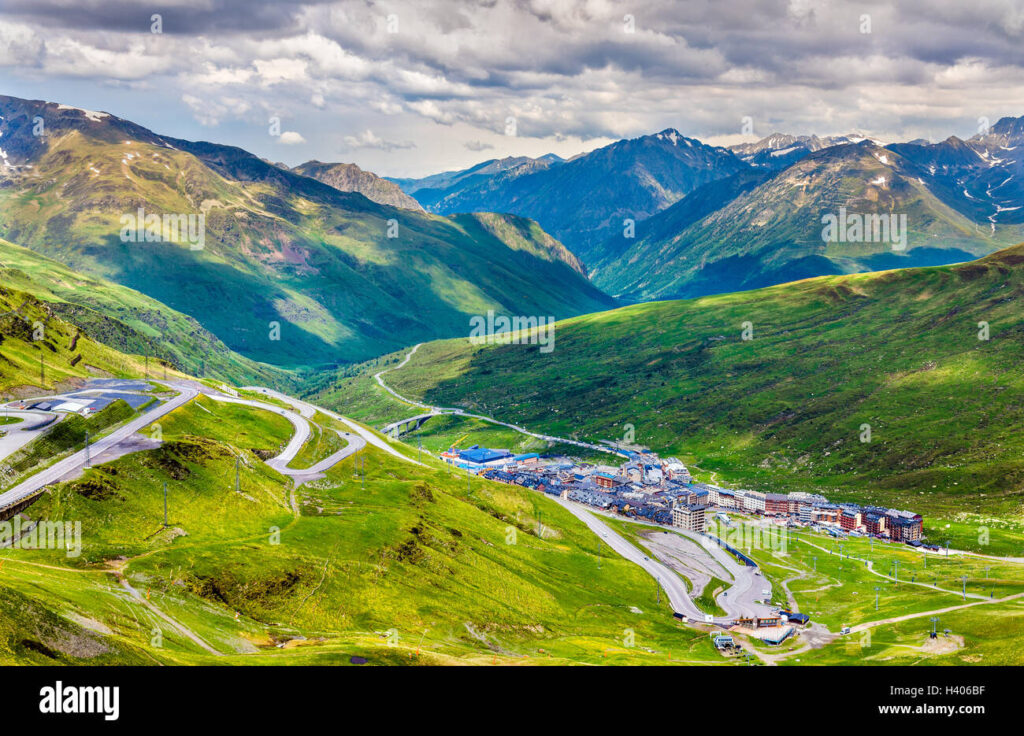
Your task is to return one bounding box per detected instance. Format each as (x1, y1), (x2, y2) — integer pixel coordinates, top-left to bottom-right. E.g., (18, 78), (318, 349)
(786, 598), (1024, 666)
(592, 510), (1024, 665)
(1, 399), (730, 665)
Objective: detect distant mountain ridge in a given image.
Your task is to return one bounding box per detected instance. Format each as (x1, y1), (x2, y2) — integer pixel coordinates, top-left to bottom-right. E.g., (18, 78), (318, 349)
(890, 115), (1024, 226)
(293, 160), (425, 211)
(594, 140), (1023, 300)
(0, 94), (614, 369)
(395, 118), (1023, 301)
(729, 132), (857, 170)
(395, 116), (1022, 301)
(393, 129), (748, 263)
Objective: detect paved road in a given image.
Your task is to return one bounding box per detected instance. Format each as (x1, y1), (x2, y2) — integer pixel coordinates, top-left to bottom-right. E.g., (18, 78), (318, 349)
(689, 529), (771, 618)
(374, 344), (629, 458)
(199, 388), (368, 480)
(382, 411), (441, 436)
(373, 343), (431, 409)
(0, 379), (374, 511)
(205, 393), (310, 473)
(243, 387), (424, 468)
(0, 384), (197, 513)
(0, 409), (58, 464)
(552, 497), (705, 620)
(585, 508), (774, 620)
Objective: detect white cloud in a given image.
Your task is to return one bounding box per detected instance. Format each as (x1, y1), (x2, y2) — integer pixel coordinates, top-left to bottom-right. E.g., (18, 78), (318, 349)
(278, 130), (306, 144)
(342, 129), (415, 151)
(253, 57), (308, 86)
(0, 21), (43, 66)
(182, 93), (252, 126)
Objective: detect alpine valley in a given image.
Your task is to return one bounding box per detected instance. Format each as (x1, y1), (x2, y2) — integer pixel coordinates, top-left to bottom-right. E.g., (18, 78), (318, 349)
(3, 91), (1024, 671)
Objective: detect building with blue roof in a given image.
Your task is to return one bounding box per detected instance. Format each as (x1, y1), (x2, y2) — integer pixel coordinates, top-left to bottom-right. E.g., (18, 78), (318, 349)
(457, 447), (513, 465)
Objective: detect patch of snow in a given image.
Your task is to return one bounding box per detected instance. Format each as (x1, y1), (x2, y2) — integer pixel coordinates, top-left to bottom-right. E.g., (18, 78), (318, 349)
(657, 130), (688, 146)
(56, 104), (109, 122)
(987, 176), (1013, 196)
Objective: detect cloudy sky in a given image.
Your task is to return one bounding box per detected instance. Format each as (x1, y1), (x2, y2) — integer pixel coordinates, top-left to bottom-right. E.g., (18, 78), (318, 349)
(2, 0), (1023, 177)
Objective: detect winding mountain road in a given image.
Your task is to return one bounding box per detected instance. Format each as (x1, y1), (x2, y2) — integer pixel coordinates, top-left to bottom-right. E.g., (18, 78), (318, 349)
(375, 343), (628, 458)
(0, 379), (391, 515)
(190, 385), (369, 480)
(242, 386), (425, 467)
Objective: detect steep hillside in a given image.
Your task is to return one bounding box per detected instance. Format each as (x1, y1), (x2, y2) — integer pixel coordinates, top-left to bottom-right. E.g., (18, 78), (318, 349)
(292, 160), (424, 211)
(590, 169), (771, 286)
(0, 282), (157, 395)
(378, 244), (1024, 515)
(0, 238), (284, 386)
(596, 142), (1020, 300)
(0, 95), (613, 368)
(397, 130), (748, 263)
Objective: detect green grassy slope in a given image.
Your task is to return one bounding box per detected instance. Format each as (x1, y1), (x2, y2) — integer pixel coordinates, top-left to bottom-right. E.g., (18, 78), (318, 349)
(0, 282), (161, 396)
(374, 243), (1024, 518)
(0, 96), (614, 368)
(2, 397), (724, 665)
(0, 238), (286, 387)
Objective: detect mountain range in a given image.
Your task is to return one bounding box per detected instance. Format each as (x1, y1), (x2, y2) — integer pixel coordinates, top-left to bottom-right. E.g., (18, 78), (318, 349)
(394, 119), (1024, 302)
(3, 92), (1023, 379)
(593, 140), (1016, 300)
(729, 132), (860, 170)
(0, 95), (613, 370)
(292, 160), (425, 211)
(392, 130), (748, 263)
